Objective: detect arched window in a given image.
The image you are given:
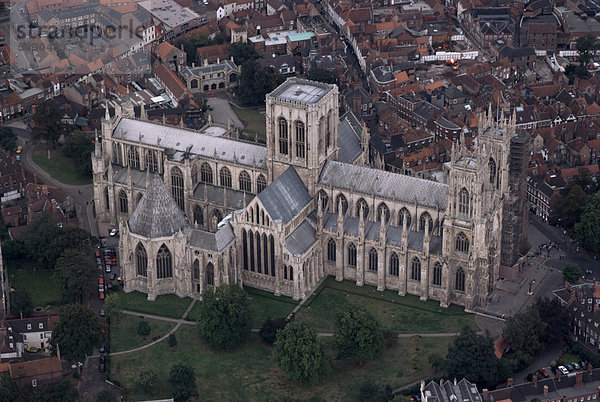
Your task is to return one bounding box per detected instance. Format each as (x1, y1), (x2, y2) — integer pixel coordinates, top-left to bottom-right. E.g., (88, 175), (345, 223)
(326, 110), (333, 149)
(455, 232), (469, 253)
(411, 257), (421, 281)
(263, 233), (268, 275)
(458, 188), (470, 217)
(249, 231), (255, 271)
(335, 194), (348, 214)
(356, 198), (369, 219)
(278, 117), (288, 155)
(327, 238), (336, 262)
(398, 208), (412, 229)
(347, 243), (357, 267)
(419, 212), (433, 232)
(269, 235), (275, 276)
(318, 190), (329, 211)
(193, 205), (203, 227)
(171, 167), (184, 211)
(239, 171), (251, 192)
(256, 231), (261, 273)
(128, 147), (140, 169)
(112, 142), (122, 165)
(191, 164), (198, 186)
(136, 243), (147, 277)
(212, 209), (223, 224)
(389, 252), (399, 276)
(118, 190), (128, 214)
(206, 263), (215, 286)
(489, 158), (496, 185)
(318, 116), (325, 154)
(455, 268), (465, 291)
(200, 163), (213, 184)
(368, 248), (378, 272)
(146, 150), (158, 173)
(377, 203), (390, 222)
(257, 175), (267, 193)
(193, 259), (200, 280)
(295, 121), (305, 159)
(104, 187), (110, 212)
(220, 167), (232, 188)
(156, 244), (172, 279)
(433, 262), (442, 286)
(190, 79), (198, 89)
(242, 229), (248, 270)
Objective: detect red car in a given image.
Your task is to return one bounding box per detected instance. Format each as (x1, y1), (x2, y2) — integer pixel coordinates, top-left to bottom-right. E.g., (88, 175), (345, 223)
(538, 369), (549, 378)
(95, 250), (101, 257)
(99, 291), (105, 300)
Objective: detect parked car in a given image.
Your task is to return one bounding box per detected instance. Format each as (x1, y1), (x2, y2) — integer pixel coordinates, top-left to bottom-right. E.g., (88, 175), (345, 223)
(538, 369), (549, 378)
(99, 362), (105, 372)
(106, 265), (111, 273)
(96, 258), (102, 265)
(572, 362), (581, 370)
(100, 354), (105, 363)
(107, 282), (112, 289)
(99, 277), (104, 284)
(25, 347), (38, 353)
(98, 272), (104, 279)
(99, 291), (105, 300)
(99, 284), (104, 292)
(95, 250), (101, 257)
(97, 264), (103, 271)
(565, 364), (574, 372)
(100, 309), (105, 317)
(558, 366), (569, 375)
(109, 273), (116, 280)
(99, 344), (106, 353)
(581, 361), (588, 370)
(109, 228), (119, 237)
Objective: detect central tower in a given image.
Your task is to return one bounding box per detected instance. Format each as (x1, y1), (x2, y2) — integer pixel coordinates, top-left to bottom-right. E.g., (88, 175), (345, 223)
(265, 77), (339, 194)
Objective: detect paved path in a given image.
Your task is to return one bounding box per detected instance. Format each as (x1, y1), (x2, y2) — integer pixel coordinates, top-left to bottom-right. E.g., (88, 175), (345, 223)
(121, 310), (197, 325)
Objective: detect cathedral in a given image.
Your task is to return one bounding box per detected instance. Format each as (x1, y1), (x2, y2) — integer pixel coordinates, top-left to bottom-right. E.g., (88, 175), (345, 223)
(92, 77), (528, 310)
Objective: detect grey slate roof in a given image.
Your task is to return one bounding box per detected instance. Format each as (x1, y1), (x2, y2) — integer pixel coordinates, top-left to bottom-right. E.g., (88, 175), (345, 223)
(422, 378), (482, 402)
(185, 222), (235, 251)
(113, 166), (148, 188)
(128, 175), (189, 238)
(192, 182), (250, 210)
(258, 167), (311, 224)
(285, 220), (317, 256)
(338, 111), (363, 163)
(319, 161), (448, 209)
(269, 77), (334, 104)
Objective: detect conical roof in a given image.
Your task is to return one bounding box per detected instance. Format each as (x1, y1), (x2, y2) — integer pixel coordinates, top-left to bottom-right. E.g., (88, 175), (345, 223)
(128, 175), (188, 238)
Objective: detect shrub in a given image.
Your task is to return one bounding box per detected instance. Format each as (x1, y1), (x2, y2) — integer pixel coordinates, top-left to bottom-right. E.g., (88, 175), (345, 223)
(137, 320), (151, 337)
(259, 317), (288, 344)
(357, 380), (393, 402)
(168, 333), (177, 347)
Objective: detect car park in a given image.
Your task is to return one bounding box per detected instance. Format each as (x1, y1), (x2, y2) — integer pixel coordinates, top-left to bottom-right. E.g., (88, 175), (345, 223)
(558, 366), (569, 375)
(538, 369), (549, 378)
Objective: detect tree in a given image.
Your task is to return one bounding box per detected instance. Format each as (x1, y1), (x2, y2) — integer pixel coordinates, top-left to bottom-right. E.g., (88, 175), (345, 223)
(535, 297), (570, 346)
(237, 60), (285, 105)
(357, 381), (393, 402)
(307, 68), (338, 85)
(410, 354), (419, 369)
(54, 248), (96, 303)
(259, 316), (288, 344)
(272, 321), (328, 384)
(137, 320), (151, 337)
(196, 284), (251, 350)
(10, 286), (33, 318)
(129, 369), (158, 394)
(411, 334), (421, 351)
(445, 326), (505, 389)
(0, 127), (16, 152)
(32, 99), (63, 148)
(169, 363), (198, 402)
(503, 308), (547, 359)
(556, 185), (587, 228)
(576, 191), (600, 252)
(0, 375), (29, 402)
(62, 131), (94, 176)
(47, 380), (79, 402)
(104, 293), (123, 319)
(228, 42), (259, 66)
(428, 353), (443, 372)
(576, 34), (599, 68)
(1, 239), (27, 260)
(50, 304), (104, 362)
(25, 211), (61, 268)
(95, 390), (116, 402)
(563, 263), (583, 284)
(333, 304), (384, 365)
(168, 333), (178, 347)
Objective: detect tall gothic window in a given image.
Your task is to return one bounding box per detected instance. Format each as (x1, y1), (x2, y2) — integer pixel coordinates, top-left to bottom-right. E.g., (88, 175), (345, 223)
(256, 231), (261, 273)
(118, 190), (128, 214)
(295, 121), (305, 159)
(278, 117), (288, 155)
(128, 147), (140, 169)
(257, 175), (267, 193)
(319, 116), (325, 154)
(242, 229), (248, 270)
(458, 188), (470, 217)
(455, 268), (465, 291)
(104, 187), (109, 212)
(347, 243), (357, 267)
(136, 243), (147, 277)
(377, 203), (390, 222)
(193, 205), (203, 228)
(327, 238), (336, 262)
(193, 259), (200, 280)
(191, 165), (198, 185)
(206, 263), (215, 286)
(489, 158), (496, 185)
(356, 198), (369, 219)
(220, 167), (232, 188)
(270, 235), (275, 276)
(419, 212), (433, 232)
(398, 208), (412, 229)
(411, 257), (421, 281)
(146, 150), (158, 173)
(389, 252), (399, 276)
(239, 171), (251, 192)
(455, 232), (469, 253)
(171, 167), (184, 211)
(201, 163), (213, 184)
(335, 194), (348, 214)
(156, 244), (172, 279)
(433, 261), (442, 286)
(368, 248), (378, 272)
(326, 110), (332, 149)
(113, 142), (122, 165)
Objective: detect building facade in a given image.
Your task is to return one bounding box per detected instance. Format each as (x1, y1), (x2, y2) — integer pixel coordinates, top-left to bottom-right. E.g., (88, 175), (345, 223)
(92, 77), (527, 309)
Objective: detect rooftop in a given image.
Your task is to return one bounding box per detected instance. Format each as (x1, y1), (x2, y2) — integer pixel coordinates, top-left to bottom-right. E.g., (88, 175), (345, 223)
(269, 77), (334, 104)
(139, 0), (199, 29)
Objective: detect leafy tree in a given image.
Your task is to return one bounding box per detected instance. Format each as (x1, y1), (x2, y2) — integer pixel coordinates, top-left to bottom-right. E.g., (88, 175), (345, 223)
(503, 307), (547, 358)
(445, 326), (505, 389)
(50, 304), (104, 362)
(535, 297), (570, 346)
(11, 286), (33, 318)
(576, 191), (600, 252)
(565, 63), (588, 83)
(54, 248), (96, 303)
(333, 304), (384, 365)
(24, 211), (61, 268)
(168, 333), (178, 347)
(0, 374), (29, 402)
(175, 39), (197, 65)
(62, 131), (94, 176)
(1, 239), (27, 260)
(129, 369), (158, 394)
(104, 293), (123, 319)
(32, 99), (63, 148)
(169, 363), (198, 402)
(557, 185), (587, 228)
(357, 381), (393, 402)
(428, 353), (443, 372)
(307, 68), (338, 85)
(272, 321), (328, 384)
(0, 127), (17, 152)
(238, 60), (285, 105)
(47, 380), (79, 402)
(411, 334), (421, 350)
(259, 316), (287, 344)
(228, 42), (259, 65)
(95, 390), (116, 402)
(137, 320), (151, 337)
(563, 263), (583, 284)
(196, 284), (251, 350)
(576, 34), (599, 67)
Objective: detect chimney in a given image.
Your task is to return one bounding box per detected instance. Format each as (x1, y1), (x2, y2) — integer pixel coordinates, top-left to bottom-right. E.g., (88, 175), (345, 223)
(544, 385), (549, 397)
(507, 378), (514, 387)
(482, 389), (489, 402)
(557, 369), (562, 381)
(575, 371), (584, 388)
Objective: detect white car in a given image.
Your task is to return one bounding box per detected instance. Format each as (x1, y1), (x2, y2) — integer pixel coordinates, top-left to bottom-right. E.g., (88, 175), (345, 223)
(109, 228), (119, 237)
(105, 265), (112, 273)
(558, 366), (569, 375)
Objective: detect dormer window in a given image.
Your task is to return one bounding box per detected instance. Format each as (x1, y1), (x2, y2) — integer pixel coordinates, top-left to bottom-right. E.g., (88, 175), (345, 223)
(38, 323), (43, 329)
(26, 324), (31, 330)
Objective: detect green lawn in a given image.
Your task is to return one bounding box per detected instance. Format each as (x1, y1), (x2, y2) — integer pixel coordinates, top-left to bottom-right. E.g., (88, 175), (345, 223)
(109, 316), (176, 353)
(233, 107), (266, 141)
(117, 291), (192, 319)
(7, 260), (62, 308)
(295, 277), (477, 333)
(558, 353), (582, 366)
(109, 325), (453, 401)
(32, 144), (91, 185)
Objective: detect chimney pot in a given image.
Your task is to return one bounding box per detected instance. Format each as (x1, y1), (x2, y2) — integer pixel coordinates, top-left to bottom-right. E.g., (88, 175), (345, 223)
(575, 371), (584, 388)
(507, 378), (514, 387)
(544, 385), (549, 397)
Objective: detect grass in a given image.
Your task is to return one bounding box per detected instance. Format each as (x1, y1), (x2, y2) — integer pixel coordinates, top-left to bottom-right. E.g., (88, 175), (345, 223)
(109, 325), (453, 401)
(109, 316), (175, 353)
(7, 260), (62, 308)
(558, 353), (582, 366)
(233, 106), (266, 141)
(116, 291), (192, 319)
(32, 144), (92, 185)
(295, 277), (477, 333)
